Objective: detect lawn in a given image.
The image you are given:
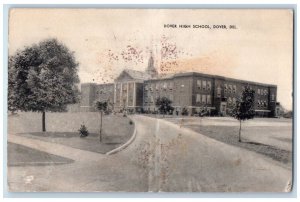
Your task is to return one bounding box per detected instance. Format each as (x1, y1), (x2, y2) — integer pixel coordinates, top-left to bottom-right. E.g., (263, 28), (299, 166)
(165, 117), (293, 168)
(8, 112), (135, 154)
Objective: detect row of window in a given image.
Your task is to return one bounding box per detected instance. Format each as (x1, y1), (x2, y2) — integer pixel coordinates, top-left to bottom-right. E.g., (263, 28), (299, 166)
(196, 80), (212, 91)
(227, 97), (237, 105)
(257, 88), (268, 96)
(145, 82), (174, 91)
(224, 84), (237, 94)
(257, 100), (268, 108)
(196, 94), (211, 104)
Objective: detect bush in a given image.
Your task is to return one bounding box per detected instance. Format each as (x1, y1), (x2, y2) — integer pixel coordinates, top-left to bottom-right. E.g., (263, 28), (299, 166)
(78, 124), (89, 137)
(181, 107), (188, 116)
(129, 120), (133, 125)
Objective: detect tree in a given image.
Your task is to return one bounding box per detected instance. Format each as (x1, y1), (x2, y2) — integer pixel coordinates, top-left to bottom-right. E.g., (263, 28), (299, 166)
(95, 101), (108, 142)
(232, 85), (255, 142)
(8, 38), (80, 131)
(155, 97), (174, 117)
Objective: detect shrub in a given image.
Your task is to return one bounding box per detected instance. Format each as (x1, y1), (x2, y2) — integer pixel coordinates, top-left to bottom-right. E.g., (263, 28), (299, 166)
(129, 120), (133, 125)
(78, 124), (89, 137)
(181, 107), (188, 116)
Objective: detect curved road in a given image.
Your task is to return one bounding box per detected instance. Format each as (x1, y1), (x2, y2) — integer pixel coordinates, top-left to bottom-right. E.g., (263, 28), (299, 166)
(8, 115), (291, 192)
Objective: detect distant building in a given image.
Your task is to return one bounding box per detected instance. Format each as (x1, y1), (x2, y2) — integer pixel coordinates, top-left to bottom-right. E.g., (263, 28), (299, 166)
(79, 56), (279, 117)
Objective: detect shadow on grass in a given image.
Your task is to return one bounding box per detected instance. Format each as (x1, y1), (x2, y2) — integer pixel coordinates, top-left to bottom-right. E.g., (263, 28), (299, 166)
(8, 142), (74, 167)
(240, 140), (291, 164)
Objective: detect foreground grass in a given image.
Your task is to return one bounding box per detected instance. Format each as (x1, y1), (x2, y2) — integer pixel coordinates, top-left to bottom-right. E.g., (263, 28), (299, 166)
(9, 112), (135, 154)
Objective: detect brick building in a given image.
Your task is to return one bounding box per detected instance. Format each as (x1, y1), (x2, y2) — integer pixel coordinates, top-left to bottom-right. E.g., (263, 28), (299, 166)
(80, 56), (279, 117)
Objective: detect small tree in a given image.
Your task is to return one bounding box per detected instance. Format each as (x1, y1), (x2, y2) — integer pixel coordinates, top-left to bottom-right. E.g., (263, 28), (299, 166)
(8, 38), (80, 131)
(95, 101), (108, 142)
(232, 85), (255, 142)
(155, 97), (174, 118)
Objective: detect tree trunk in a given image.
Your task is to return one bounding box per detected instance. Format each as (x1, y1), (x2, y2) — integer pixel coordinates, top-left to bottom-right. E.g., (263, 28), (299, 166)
(42, 111), (46, 132)
(100, 111), (103, 142)
(238, 120), (242, 142)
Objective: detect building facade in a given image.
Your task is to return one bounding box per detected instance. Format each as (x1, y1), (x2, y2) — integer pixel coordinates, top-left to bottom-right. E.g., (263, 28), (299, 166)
(79, 57), (279, 117)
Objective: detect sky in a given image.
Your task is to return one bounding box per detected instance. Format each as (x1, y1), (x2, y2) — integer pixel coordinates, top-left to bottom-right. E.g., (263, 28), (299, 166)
(8, 9), (293, 110)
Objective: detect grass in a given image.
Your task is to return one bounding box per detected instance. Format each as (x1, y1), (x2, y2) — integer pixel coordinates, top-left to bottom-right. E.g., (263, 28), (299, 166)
(190, 125), (292, 166)
(8, 142), (74, 166)
(165, 117), (292, 168)
(8, 112), (135, 154)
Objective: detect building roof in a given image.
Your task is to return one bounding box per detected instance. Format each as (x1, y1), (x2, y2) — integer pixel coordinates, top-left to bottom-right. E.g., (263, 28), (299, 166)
(122, 69), (152, 80)
(146, 71), (277, 87)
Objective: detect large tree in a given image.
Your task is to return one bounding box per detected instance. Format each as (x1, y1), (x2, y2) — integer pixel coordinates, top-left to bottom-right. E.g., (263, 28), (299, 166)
(232, 85), (256, 142)
(8, 38), (80, 131)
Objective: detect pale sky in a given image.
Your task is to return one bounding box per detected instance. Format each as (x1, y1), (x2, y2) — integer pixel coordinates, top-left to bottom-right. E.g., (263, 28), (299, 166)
(9, 9), (293, 110)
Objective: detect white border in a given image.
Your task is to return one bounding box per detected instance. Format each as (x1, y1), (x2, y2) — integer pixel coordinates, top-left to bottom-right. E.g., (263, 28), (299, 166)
(1, 1), (299, 201)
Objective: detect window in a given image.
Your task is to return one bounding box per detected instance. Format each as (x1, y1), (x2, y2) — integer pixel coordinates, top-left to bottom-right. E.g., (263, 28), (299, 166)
(228, 85), (232, 93)
(271, 93), (275, 101)
(207, 95), (211, 104)
(228, 97), (232, 105)
(224, 84), (228, 93)
(202, 80), (207, 90)
(145, 85), (148, 91)
(196, 94), (201, 103)
(257, 100), (261, 107)
(264, 89), (268, 96)
(169, 94), (174, 101)
(149, 84), (153, 91)
(232, 97), (236, 105)
(169, 82), (173, 89)
(217, 86), (221, 97)
(197, 80), (201, 89)
(264, 101), (267, 107)
(150, 96), (154, 103)
(207, 81), (211, 90)
(257, 89), (260, 95)
(163, 82), (167, 90)
(202, 94), (206, 104)
(233, 85), (237, 93)
(156, 83), (159, 90)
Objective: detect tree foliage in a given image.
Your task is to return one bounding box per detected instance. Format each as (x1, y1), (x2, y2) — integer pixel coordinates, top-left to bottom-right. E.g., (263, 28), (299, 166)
(155, 97), (174, 115)
(8, 38), (80, 113)
(232, 85), (255, 142)
(95, 101), (108, 112)
(232, 85), (256, 121)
